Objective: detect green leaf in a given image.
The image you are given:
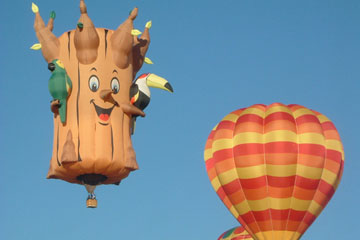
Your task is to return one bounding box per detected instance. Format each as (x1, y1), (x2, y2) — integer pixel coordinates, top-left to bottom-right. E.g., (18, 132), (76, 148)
(50, 11), (56, 19)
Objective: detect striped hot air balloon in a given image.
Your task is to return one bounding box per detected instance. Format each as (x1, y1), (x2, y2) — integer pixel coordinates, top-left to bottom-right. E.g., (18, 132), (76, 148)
(204, 103), (344, 240)
(218, 226), (254, 240)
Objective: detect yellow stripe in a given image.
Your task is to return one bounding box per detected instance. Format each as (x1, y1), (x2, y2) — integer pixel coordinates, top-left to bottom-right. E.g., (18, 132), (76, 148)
(234, 132), (263, 144)
(217, 169), (239, 185)
(234, 197), (314, 212)
(265, 105), (292, 117)
(211, 177), (221, 191)
(212, 138), (233, 152)
(296, 165), (324, 179)
(316, 114), (331, 123)
(228, 205), (240, 219)
(204, 149), (213, 161)
(288, 198), (312, 211)
(326, 139), (344, 158)
(239, 108), (264, 118)
(236, 165), (266, 179)
(293, 107), (315, 118)
(270, 197), (292, 210)
(298, 133), (325, 145)
(321, 168), (339, 186)
(234, 200), (252, 214)
(265, 130), (297, 143)
(222, 113), (240, 122)
(307, 200), (323, 216)
(266, 164), (297, 177)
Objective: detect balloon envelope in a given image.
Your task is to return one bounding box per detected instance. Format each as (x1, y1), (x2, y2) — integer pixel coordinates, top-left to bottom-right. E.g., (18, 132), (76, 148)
(204, 103), (344, 240)
(218, 226), (254, 240)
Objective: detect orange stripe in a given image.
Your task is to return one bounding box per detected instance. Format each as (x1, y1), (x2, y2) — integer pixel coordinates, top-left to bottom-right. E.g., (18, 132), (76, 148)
(234, 154), (265, 167)
(265, 153), (298, 165)
(215, 157), (236, 174)
(293, 186), (316, 200)
(265, 119), (297, 132)
(323, 157), (342, 174)
(296, 122), (324, 134)
(268, 186), (294, 198)
(228, 190), (246, 205)
(234, 121), (263, 134)
(297, 154), (325, 168)
(242, 187), (268, 200)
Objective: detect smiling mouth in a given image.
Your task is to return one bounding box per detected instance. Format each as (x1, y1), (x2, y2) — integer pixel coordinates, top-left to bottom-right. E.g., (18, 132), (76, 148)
(90, 99), (116, 125)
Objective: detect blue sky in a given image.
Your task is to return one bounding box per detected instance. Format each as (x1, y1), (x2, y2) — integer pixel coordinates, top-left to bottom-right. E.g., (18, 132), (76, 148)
(1, 0), (359, 239)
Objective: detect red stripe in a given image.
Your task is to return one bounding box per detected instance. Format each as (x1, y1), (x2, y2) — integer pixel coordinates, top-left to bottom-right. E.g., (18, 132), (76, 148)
(223, 179), (243, 195)
(217, 120), (236, 130)
(295, 114), (320, 125)
(302, 212), (317, 226)
(240, 176), (267, 189)
(205, 157), (215, 171)
(268, 176), (296, 188)
(207, 130), (215, 140)
(236, 114), (264, 125)
(318, 179), (335, 198)
(295, 176), (320, 190)
(326, 149), (342, 164)
(234, 144), (264, 156)
(240, 209), (312, 224)
(286, 209), (307, 221)
(216, 187), (227, 201)
(299, 144), (326, 157)
(321, 121), (337, 131)
(213, 148), (234, 163)
(265, 112), (295, 124)
(265, 142), (298, 153)
(240, 211), (259, 224)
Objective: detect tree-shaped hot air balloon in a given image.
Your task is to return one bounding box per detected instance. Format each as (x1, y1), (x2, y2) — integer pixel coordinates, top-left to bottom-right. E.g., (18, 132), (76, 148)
(31, 1), (172, 208)
(204, 103), (344, 240)
(218, 226), (254, 240)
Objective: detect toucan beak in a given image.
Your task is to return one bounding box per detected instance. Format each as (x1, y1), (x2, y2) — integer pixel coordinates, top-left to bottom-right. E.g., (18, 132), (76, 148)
(146, 74), (174, 93)
(100, 89), (118, 105)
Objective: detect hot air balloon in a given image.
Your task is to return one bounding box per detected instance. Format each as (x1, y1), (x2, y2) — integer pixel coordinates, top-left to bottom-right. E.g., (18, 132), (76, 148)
(218, 226), (254, 240)
(31, 1), (172, 207)
(204, 103), (344, 240)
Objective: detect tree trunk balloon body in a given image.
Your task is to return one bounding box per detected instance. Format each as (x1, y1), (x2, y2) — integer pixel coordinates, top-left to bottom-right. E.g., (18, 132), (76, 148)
(33, 1), (151, 205)
(204, 103), (344, 240)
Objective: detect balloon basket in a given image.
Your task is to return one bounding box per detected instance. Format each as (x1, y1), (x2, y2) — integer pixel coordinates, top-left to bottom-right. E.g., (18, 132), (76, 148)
(86, 199), (97, 208)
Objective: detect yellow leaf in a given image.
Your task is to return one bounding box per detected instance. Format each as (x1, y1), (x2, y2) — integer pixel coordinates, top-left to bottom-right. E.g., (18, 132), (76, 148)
(32, 2), (39, 13)
(145, 21), (152, 29)
(131, 29), (142, 36)
(144, 57), (154, 64)
(30, 43), (42, 50)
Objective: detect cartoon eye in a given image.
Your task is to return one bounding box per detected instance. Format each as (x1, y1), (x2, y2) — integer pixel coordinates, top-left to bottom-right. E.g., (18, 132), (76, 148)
(111, 78), (120, 94)
(89, 75), (100, 92)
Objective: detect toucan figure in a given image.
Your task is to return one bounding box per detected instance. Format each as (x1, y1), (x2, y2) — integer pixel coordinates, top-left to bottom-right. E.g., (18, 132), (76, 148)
(130, 73), (173, 134)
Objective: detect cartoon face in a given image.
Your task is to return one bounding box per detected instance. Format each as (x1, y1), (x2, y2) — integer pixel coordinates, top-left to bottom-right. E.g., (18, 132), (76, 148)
(87, 69), (120, 126)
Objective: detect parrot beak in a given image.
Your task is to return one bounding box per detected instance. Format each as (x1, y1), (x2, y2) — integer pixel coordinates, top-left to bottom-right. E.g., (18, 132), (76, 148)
(146, 74), (173, 93)
(99, 89), (118, 105)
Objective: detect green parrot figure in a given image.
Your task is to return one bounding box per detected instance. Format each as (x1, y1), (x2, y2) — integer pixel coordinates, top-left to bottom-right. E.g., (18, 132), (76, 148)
(48, 59), (72, 123)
